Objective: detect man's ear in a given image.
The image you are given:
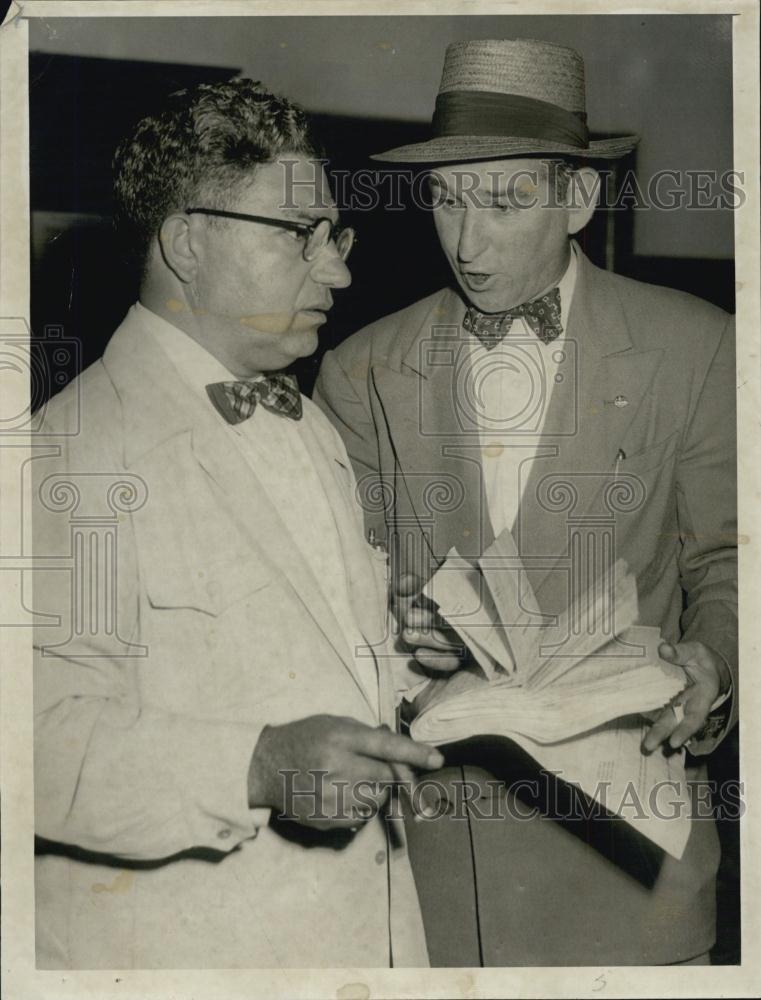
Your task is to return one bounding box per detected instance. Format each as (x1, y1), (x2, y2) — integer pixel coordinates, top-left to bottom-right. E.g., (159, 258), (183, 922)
(158, 213), (203, 283)
(566, 166), (600, 235)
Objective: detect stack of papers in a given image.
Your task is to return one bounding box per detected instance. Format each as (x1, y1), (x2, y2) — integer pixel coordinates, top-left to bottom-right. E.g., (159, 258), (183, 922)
(412, 626), (684, 745)
(409, 530), (692, 858)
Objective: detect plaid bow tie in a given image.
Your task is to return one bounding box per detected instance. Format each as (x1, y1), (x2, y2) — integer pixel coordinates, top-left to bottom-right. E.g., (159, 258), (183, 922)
(206, 373), (302, 424)
(463, 287), (563, 349)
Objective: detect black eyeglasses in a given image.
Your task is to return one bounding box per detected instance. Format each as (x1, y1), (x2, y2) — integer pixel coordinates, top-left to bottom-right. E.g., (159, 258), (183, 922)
(185, 207), (355, 262)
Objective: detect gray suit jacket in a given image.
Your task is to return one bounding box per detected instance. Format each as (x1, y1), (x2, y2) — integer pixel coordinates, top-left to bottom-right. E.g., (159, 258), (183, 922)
(314, 248), (737, 964)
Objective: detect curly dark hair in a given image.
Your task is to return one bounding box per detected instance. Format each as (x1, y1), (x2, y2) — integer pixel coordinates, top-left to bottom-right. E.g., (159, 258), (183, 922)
(113, 77), (318, 273)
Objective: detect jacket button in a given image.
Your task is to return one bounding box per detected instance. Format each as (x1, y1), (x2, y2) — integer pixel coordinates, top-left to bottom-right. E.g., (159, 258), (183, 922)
(217, 828), (232, 840)
(375, 850), (386, 866)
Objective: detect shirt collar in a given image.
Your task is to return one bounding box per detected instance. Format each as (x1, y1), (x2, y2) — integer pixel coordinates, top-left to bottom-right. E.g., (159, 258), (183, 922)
(134, 301), (239, 404)
(555, 238), (579, 326)
(520, 238), (579, 324)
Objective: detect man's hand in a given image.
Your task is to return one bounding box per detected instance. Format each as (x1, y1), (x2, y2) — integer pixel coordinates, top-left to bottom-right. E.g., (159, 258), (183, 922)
(247, 714), (444, 829)
(394, 571), (465, 674)
(642, 640), (731, 753)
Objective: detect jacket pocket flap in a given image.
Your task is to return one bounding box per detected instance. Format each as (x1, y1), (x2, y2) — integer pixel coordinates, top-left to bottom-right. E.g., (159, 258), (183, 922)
(146, 554), (271, 616)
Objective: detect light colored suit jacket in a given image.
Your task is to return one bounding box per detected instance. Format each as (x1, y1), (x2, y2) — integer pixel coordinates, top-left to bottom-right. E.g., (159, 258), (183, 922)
(32, 308), (428, 969)
(314, 247), (737, 964)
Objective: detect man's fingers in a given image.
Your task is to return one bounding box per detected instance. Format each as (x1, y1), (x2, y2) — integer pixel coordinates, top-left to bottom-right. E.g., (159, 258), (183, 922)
(659, 640), (711, 673)
(382, 737), (441, 819)
(643, 687), (713, 752)
(377, 727), (420, 789)
(403, 623), (462, 652)
(358, 726), (444, 771)
(405, 606), (452, 633)
(412, 647), (462, 673)
(394, 572), (424, 599)
(403, 608), (464, 660)
(403, 624), (459, 649)
(667, 693), (714, 748)
(642, 706), (678, 752)
(658, 640), (680, 662)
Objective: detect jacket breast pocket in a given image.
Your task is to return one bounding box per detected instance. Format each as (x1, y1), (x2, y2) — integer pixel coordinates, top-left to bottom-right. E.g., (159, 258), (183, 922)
(145, 552), (272, 617)
(620, 429), (680, 477)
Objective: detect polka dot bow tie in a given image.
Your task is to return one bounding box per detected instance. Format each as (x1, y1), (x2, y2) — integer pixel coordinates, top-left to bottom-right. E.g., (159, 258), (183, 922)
(206, 373), (302, 424)
(463, 287), (563, 349)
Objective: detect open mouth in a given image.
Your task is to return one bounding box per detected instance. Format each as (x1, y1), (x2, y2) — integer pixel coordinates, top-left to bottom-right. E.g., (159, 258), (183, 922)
(461, 272), (492, 288)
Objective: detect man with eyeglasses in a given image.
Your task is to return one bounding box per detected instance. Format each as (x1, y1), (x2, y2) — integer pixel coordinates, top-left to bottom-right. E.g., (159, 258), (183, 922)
(32, 79), (441, 969)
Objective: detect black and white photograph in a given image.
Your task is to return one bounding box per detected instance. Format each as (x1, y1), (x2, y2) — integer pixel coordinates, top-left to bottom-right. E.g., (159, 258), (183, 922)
(1, 2), (759, 998)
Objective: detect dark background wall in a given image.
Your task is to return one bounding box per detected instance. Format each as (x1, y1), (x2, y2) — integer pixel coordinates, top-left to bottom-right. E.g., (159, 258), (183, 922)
(28, 17), (738, 963)
(29, 14), (736, 258)
(30, 15), (735, 393)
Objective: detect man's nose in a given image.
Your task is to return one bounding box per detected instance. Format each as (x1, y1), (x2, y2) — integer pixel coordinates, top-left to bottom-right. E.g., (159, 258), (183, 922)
(456, 207), (484, 263)
(310, 246), (352, 289)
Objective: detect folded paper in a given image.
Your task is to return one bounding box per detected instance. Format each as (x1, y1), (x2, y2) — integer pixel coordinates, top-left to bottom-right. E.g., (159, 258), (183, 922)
(414, 531), (691, 858)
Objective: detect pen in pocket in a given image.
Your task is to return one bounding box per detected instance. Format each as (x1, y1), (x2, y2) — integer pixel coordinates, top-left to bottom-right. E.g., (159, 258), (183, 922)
(368, 527), (387, 552)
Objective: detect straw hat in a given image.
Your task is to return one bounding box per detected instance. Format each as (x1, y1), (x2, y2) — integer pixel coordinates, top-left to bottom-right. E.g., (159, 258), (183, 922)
(372, 38), (639, 162)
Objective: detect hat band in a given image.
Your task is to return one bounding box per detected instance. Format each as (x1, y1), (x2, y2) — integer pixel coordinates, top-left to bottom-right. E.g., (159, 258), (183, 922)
(432, 90), (590, 148)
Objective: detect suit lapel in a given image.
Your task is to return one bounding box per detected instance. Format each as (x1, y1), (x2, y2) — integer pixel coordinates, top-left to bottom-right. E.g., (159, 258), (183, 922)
(102, 310), (376, 713)
(306, 443), (401, 723)
(309, 449), (382, 642)
(369, 290), (494, 575)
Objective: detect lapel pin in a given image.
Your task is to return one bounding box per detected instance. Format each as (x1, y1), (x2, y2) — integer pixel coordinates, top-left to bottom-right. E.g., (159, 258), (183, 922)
(604, 394), (629, 408)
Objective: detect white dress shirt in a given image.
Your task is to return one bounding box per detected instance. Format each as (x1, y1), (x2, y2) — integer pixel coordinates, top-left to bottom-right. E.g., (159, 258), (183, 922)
(136, 303), (380, 716)
(466, 243), (579, 537)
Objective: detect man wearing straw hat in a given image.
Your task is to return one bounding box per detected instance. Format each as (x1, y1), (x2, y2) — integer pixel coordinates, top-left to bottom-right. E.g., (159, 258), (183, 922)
(315, 39), (737, 965)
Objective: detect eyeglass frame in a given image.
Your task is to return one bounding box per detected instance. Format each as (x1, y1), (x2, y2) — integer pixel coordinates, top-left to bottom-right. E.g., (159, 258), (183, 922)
(184, 207), (355, 261)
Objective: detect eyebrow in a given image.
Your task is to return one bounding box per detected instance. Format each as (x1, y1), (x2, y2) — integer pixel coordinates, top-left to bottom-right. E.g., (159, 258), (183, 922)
(427, 175), (502, 196)
(427, 177), (500, 204)
(428, 173), (539, 203)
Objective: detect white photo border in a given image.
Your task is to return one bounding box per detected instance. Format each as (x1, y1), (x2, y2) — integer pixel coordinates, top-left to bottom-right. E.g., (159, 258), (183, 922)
(2, 2), (759, 998)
